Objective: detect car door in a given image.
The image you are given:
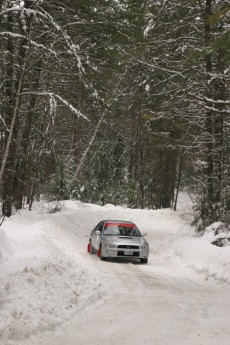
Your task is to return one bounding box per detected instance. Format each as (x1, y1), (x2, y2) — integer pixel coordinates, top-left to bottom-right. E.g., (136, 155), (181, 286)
(91, 221), (103, 249)
(96, 222), (104, 249)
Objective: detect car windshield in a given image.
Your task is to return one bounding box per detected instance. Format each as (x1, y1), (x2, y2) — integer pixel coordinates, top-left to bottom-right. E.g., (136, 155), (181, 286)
(103, 223), (141, 237)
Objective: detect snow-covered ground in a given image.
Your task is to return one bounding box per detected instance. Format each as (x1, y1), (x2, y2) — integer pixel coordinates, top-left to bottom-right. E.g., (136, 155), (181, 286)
(0, 193), (230, 345)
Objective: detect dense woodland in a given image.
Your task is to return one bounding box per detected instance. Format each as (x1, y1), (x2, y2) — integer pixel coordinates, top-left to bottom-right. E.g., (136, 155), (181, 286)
(0, 0), (229, 231)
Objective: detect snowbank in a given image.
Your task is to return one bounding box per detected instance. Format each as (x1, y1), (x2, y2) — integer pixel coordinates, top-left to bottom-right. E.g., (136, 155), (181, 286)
(0, 228), (12, 263)
(172, 222), (230, 284)
(0, 208), (106, 343)
(0, 256), (101, 340)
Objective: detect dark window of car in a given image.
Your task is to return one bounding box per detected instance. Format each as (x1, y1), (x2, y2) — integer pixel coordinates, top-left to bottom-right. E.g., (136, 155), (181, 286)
(103, 223), (141, 237)
(95, 222), (104, 233)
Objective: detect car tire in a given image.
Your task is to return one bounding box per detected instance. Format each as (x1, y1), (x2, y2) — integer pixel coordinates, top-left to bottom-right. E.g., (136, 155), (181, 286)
(89, 241), (94, 254)
(140, 258), (148, 264)
(98, 245), (106, 261)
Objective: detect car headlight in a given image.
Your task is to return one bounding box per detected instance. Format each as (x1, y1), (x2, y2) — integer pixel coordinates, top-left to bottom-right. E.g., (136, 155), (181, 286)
(140, 242), (149, 249)
(104, 241), (116, 248)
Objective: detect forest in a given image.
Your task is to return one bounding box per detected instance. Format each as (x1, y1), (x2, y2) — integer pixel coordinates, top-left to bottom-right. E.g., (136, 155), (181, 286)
(0, 0), (229, 231)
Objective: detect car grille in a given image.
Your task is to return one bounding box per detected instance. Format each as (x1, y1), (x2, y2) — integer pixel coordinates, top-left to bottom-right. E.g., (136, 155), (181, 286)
(117, 251), (140, 257)
(117, 245), (139, 249)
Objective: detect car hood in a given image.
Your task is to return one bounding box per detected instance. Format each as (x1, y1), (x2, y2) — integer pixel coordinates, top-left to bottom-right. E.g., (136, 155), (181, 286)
(103, 235), (146, 245)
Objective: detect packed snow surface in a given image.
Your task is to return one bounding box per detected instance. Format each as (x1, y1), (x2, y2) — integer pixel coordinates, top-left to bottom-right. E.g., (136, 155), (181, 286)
(0, 193), (230, 345)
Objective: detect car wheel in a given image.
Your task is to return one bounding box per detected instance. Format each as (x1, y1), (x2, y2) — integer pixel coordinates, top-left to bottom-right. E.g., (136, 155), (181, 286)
(87, 241), (94, 254)
(140, 258), (148, 264)
(90, 241), (94, 254)
(98, 245), (106, 261)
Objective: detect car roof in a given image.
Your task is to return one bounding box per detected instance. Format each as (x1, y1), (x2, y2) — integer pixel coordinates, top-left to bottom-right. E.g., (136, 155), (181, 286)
(102, 220), (137, 228)
(102, 220), (135, 224)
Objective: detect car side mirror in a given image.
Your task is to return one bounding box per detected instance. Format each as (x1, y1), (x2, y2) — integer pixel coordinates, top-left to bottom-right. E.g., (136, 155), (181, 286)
(95, 230), (101, 235)
(142, 232), (147, 237)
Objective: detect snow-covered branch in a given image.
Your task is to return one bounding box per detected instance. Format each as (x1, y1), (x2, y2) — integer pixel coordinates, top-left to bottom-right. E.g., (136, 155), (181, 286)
(119, 47), (187, 79)
(189, 92), (230, 105)
(202, 104), (230, 114)
(0, 5), (84, 72)
(0, 31), (57, 56)
(20, 92), (89, 121)
(35, 6), (85, 73)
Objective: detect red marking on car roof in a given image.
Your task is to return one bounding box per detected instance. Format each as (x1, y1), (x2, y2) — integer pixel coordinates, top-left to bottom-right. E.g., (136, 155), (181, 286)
(105, 222), (135, 228)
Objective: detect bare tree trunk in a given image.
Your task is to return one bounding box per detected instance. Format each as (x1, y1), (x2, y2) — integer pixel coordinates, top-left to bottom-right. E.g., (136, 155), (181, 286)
(174, 150), (183, 211)
(28, 182), (36, 211)
(204, 0), (214, 214)
(13, 59), (43, 210)
(68, 106), (108, 189)
(0, 61), (27, 182)
(196, 0), (227, 228)
(0, 0), (4, 12)
(0, 60), (28, 216)
(0, 2), (33, 216)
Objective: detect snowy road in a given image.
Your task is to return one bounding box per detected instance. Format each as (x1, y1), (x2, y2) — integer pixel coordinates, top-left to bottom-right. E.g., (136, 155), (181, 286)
(50, 263), (230, 345)
(57, 260), (230, 345)
(19, 203), (230, 345)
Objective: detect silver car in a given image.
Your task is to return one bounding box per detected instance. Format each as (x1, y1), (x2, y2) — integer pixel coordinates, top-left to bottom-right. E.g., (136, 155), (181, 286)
(87, 220), (149, 263)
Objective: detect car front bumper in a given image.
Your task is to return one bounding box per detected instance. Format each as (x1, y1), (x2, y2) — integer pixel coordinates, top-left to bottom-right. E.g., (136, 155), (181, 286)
(102, 247), (149, 259)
